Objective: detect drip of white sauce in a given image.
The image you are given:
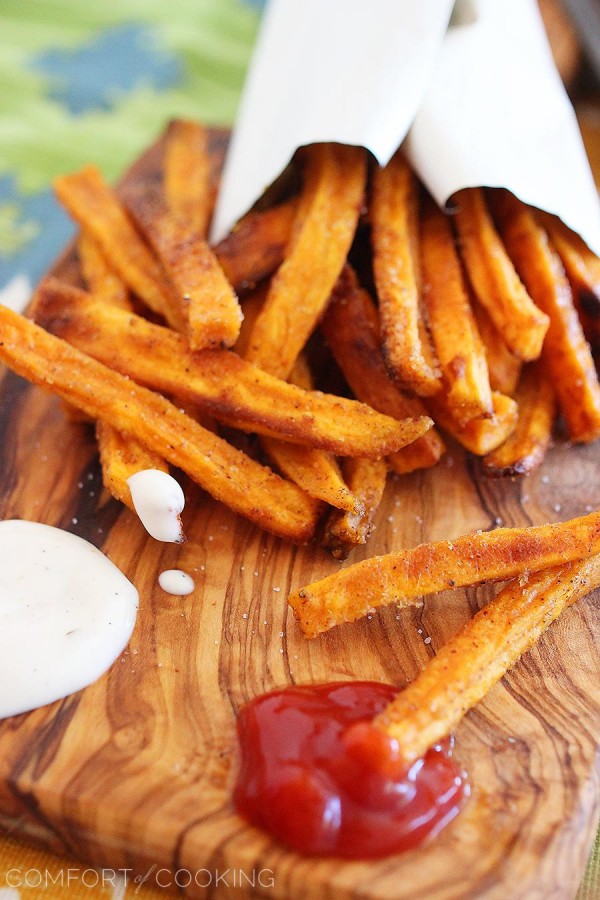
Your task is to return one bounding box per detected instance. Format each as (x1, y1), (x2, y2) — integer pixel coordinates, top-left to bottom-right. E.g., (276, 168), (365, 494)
(0, 520), (138, 720)
(127, 469), (185, 542)
(158, 569), (195, 596)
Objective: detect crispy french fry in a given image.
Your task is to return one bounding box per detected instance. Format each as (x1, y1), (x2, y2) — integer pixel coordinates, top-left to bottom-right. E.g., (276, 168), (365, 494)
(78, 231), (131, 310)
(371, 153), (441, 395)
(244, 143), (366, 379)
(322, 456), (388, 560)
(163, 119), (212, 237)
(262, 439), (357, 512)
(420, 196), (492, 424)
(34, 279), (432, 458)
(537, 210), (600, 310)
(472, 301), (522, 396)
(289, 510), (600, 637)
(233, 283), (269, 357)
(453, 188), (549, 360)
(322, 267), (445, 475)
(125, 171), (242, 350)
(261, 356), (362, 512)
(77, 231), (171, 503)
(214, 198), (298, 294)
(492, 191), (600, 443)
(133, 202), (242, 350)
(482, 363), (555, 478)
(96, 420), (168, 511)
(373, 553), (600, 764)
(54, 165), (183, 330)
(0, 305), (320, 542)
(427, 390), (518, 456)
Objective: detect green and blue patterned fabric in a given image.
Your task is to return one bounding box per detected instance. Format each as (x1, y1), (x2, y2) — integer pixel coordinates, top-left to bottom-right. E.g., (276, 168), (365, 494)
(0, 0), (262, 300)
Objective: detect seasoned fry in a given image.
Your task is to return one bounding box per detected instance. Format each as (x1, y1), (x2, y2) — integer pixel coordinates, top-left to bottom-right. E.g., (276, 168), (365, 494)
(132, 200), (242, 350)
(0, 305), (320, 542)
(261, 356), (362, 512)
(537, 210), (600, 310)
(322, 267), (445, 475)
(420, 196), (492, 424)
(124, 162), (242, 351)
(492, 191), (600, 442)
(483, 364), (555, 478)
(472, 301), (522, 396)
(245, 143), (366, 379)
(54, 165), (183, 330)
(163, 119), (212, 237)
(371, 152), (441, 395)
(96, 420), (168, 511)
(233, 282), (269, 357)
(453, 188), (549, 360)
(262, 439), (357, 512)
(322, 456), (388, 560)
(289, 510), (600, 637)
(78, 231), (131, 310)
(374, 553), (600, 764)
(78, 230), (169, 499)
(34, 280), (432, 458)
(214, 198), (298, 294)
(427, 390), (518, 456)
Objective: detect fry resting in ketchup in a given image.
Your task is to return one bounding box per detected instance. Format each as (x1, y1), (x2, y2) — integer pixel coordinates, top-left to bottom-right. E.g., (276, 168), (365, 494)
(236, 547), (600, 857)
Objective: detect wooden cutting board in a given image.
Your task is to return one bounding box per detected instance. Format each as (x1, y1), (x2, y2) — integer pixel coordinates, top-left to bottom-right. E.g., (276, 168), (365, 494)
(0, 128), (599, 900)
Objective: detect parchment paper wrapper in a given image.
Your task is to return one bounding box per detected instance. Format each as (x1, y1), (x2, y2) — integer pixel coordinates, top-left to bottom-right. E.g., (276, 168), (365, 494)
(405, 0), (600, 255)
(211, 0), (454, 240)
(212, 0), (600, 256)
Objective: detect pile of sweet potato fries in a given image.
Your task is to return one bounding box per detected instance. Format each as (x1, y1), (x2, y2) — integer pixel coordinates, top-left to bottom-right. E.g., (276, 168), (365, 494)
(2, 120), (600, 759)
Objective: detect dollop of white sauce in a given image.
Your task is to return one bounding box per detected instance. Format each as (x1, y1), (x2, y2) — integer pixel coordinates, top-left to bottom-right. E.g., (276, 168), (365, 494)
(0, 520), (138, 720)
(127, 469), (185, 542)
(158, 569), (195, 596)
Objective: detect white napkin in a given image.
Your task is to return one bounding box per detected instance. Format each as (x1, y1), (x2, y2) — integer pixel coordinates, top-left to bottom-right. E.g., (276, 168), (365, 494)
(212, 0), (600, 256)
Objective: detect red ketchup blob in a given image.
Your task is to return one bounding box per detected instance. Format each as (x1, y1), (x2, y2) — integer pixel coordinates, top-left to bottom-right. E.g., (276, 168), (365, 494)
(234, 681), (469, 858)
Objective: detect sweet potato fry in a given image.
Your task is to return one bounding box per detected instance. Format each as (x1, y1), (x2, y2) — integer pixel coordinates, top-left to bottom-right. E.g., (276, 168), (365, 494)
(420, 196), (492, 424)
(0, 305), (320, 542)
(472, 301), (522, 396)
(453, 188), (549, 360)
(34, 280), (432, 457)
(482, 364), (555, 478)
(163, 119), (212, 237)
(537, 210), (600, 310)
(371, 152), (441, 395)
(96, 420), (169, 511)
(78, 231), (131, 310)
(137, 205), (242, 350)
(427, 390), (518, 456)
(289, 510), (600, 637)
(322, 457), (388, 560)
(374, 554), (600, 764)
(322, 267), (445, 475)
(262, 439), (358, 512)
(492, 191), (600, 443)
(261, 356), (362, 512)
(54, 165), (183, 330)
(244, 143), (366, 379)
(77, 231), (172, 503)
(214, 198), (298, 294)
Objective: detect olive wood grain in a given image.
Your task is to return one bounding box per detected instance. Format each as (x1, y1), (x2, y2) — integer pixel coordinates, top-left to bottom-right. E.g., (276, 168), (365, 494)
(0, 127), (598, 899)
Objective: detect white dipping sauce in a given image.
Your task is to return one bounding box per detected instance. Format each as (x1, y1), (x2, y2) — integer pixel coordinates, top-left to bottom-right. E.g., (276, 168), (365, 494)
(158, 569), (195, 596)
(127, 469), (185, 543)
(0, 520), (138, 720)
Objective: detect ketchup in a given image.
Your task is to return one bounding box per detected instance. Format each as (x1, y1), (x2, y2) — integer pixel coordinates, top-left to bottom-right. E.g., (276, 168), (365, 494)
(234, 681), (468, 858)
